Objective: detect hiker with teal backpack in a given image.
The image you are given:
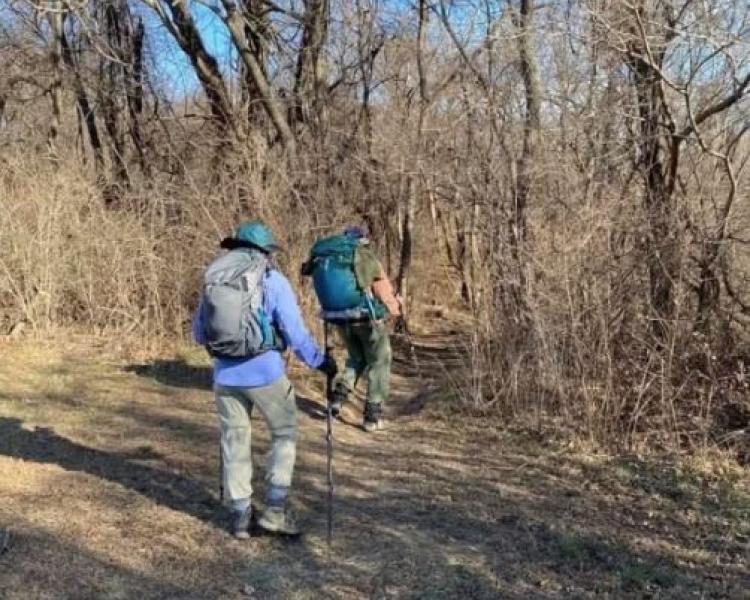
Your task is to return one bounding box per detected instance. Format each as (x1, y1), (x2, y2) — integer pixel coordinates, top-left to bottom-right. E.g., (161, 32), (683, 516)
(192, 221), (337, 539)
(302, 225), (402, 432)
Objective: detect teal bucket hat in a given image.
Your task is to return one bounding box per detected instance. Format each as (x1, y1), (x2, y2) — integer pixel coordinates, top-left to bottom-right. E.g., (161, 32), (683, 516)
(233, 220), (282, 253)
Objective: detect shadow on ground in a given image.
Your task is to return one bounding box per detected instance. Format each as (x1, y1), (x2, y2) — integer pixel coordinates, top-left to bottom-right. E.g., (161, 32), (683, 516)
(1, 410), (746, 599)
(2, 331), (748, 599)
(0, 528), (212, 600)
(295, 394), (327, 421)
(124, 360), (213, 390)
(280, 432), (747, 599)
(0, 417), (221, 528)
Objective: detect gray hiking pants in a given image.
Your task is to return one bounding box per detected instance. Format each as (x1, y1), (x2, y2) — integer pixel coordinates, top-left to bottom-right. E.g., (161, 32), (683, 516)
(215, 376), (297, 503)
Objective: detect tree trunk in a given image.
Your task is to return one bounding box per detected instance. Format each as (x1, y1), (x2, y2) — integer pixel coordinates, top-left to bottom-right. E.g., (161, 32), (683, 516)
(145, 0), (235, 136)
(238, 0), (269, 126)
(57, 11), (104, 173)
(126, 17), (148, 175)
(47, 5), (64, 158)
(625, 4), (679, 339)
(220, 0), (296, 153)
(508, 0), (540, 321)
(397, 177), (416, 301)
(397, 0), (428, 302)
(636, 76), (677, 338)
(100, 1), (130, 187)
(293, 0), (329, 131)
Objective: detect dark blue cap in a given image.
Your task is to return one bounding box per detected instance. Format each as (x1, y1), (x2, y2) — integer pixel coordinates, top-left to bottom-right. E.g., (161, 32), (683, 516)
(344, 225), (369, 239)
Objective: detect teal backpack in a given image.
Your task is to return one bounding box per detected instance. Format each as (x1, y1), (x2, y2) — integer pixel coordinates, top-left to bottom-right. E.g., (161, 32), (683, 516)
(306, 234), (386, 321)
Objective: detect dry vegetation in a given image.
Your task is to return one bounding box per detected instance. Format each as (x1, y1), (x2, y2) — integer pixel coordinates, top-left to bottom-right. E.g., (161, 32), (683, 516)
(2, 0), (750, 454)
(1, 1), (750, 594)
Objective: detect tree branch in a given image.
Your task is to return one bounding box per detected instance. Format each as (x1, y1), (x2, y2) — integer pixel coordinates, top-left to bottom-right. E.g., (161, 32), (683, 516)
(678, 71), (750, 139)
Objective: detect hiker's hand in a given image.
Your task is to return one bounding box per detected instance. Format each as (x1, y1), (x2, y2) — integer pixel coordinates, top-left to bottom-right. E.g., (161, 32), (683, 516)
(318, 353), (338, 378)
(396, 294), (405, 315)
(394, 315), (406, 334)
(300, 259), (314, 277)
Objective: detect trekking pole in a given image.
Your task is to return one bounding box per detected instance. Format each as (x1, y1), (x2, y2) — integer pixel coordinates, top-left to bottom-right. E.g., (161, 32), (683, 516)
(219, 442), (224, 503)
(402, 317), (424, 383)
(323, 320), (335, 550)
(396, 299), (424, 383)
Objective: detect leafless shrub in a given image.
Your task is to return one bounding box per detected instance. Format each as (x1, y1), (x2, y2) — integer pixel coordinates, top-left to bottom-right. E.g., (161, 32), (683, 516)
(2, 0), (750, 457)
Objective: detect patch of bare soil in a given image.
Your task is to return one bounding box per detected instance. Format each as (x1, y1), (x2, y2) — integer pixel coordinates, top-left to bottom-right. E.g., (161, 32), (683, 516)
(0, 332), (748, 599)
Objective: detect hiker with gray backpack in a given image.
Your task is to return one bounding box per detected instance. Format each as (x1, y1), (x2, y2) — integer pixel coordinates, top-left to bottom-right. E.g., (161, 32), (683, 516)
(302, 225), (402, 432)
(192, 221), (337, 539)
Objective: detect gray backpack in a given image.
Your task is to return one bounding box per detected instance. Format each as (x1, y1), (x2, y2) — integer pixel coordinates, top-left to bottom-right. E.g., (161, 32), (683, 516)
(199, 249), (275, 358)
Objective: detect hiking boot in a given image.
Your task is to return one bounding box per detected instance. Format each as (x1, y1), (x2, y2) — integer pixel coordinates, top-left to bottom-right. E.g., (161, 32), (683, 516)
(258, 506), (301, 536)
(363, 402), (384, 433)
(231, 507), (252, 539)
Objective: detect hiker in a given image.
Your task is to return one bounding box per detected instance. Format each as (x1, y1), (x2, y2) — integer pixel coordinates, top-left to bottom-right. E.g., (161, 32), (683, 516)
(302, 225), (401, 432)
(192, 221), (337, 539)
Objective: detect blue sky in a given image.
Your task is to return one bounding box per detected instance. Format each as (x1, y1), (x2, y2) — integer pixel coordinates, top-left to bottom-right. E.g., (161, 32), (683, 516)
(139, 2), (235, 98)
(138, 0), (750, 107)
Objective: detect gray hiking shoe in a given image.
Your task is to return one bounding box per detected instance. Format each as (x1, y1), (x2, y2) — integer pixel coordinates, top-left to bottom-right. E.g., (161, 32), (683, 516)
(231, 507), (252, 539)
(258, 506), (301, 536)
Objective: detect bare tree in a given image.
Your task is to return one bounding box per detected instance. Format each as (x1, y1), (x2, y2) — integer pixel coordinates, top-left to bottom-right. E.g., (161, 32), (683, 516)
(140, 0), (235, 136)
(220, 0), (296, 152)
(594, 0), (750, 338)
(508, 0), (540, 321)
(3, 0), (750, 449)
(292, 0), (329, 132)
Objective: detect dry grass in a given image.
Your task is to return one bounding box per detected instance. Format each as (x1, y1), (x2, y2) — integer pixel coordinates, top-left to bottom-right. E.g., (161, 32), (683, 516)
(3, 148), (750, 453)
(0, 331), (748, 599)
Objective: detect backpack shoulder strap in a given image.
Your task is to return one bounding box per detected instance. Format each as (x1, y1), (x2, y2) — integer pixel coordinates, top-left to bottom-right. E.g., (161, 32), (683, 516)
(353, 245), (381, 289)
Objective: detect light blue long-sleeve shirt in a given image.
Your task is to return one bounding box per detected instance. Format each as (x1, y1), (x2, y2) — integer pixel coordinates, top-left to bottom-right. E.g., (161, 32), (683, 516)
(192, 269), (324, 388)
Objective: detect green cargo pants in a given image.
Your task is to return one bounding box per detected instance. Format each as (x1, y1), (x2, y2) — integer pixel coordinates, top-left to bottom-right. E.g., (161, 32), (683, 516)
(335, 320), (392, 409)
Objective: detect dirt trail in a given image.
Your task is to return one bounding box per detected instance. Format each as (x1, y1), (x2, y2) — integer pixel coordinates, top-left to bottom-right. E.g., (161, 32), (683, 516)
(0, 331), (748, 599)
